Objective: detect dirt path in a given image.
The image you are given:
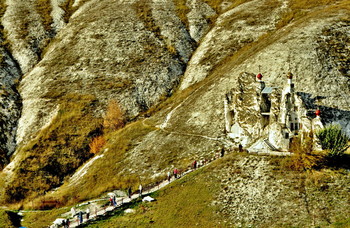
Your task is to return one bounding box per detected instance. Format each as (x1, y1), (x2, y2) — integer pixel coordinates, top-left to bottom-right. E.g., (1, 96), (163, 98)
(51, 167), (200, 228)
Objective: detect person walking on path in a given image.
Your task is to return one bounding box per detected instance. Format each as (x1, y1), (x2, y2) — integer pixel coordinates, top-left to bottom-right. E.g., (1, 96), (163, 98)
(70, 207), (76, 218)
(65, 218), (70, 228)
(167, 171), (171, 182)
(139, 184), (143, 197)
(220, 148), (225, 157)
(128, 187), (131, 199)
(192, 160), (197, 169)
(113, 195), (117, 207)
(77, 211), (84, 224)
(109, 197), (113, 206)
(173, 168), (179, 179)
(86, 208), (90, 220)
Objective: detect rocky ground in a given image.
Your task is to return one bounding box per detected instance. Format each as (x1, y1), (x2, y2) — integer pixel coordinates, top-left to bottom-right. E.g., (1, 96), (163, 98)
(214, 155), (350, 227)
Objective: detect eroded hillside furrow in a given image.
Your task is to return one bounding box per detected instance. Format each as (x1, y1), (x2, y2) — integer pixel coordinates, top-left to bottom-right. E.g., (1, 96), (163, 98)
(0, 0), (200, 203)
(0, 32), (22, 169)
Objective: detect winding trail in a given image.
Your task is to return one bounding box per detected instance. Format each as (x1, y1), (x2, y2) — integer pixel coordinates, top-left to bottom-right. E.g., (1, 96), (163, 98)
(51, 163), (208, 228)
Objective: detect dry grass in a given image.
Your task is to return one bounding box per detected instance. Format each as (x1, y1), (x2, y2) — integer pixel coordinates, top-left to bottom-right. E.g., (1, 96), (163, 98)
(281, 132), (324, 171)
(173, 0), (190, 30)
(133, 0), (179, 56)
(21, 207), (68, 228)
(276, 0), (339, 28)
(44, 120), (156, 206)
(203, 0), (252, 13)
(35, 0), (53, 31)
(2, 94), (103, 204)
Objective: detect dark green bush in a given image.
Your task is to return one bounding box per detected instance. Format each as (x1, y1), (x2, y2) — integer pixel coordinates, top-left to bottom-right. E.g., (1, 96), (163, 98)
(316, 124), (349, 158)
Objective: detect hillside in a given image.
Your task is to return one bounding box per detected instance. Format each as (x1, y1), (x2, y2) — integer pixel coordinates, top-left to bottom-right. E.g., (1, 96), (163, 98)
(0, 0), (349, 225)
(86, 154), (350, 228)
(20, 153), (350, 227)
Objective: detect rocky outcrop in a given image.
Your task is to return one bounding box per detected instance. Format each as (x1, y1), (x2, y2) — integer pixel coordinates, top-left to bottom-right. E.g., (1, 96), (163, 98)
(186, 0), (216, 42)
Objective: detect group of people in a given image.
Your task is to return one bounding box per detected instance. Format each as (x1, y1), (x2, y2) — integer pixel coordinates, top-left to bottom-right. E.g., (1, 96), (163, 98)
(61, 219), (70, 228)
(109, 195), (117, 207)
(69, 206), (91, 226)
(53, 149), (226, 227)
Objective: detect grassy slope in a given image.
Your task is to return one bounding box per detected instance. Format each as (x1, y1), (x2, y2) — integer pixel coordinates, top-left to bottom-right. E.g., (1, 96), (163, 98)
(0, 210), (15, 228)
(2, 94), (103, 204)
(21, 208), (67, 228)
(79, 153), (350, 228)
(45, 120), (157, 206)
(17, 152), (350, 227)
(84, 164), (222, 228)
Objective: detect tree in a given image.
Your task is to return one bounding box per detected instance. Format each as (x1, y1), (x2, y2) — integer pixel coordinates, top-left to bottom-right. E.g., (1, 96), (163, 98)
(103, 100), (125, 131)
(89, 136), (106, 154)
(316, 124), (349, 158)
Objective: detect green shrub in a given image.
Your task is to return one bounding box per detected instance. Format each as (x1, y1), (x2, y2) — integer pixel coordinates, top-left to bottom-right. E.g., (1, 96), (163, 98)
(316, 124), (349, 158)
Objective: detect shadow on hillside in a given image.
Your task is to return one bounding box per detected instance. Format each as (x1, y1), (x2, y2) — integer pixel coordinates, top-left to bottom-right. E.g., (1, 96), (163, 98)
(298, 92), (350, 127)
(324, 154), (350, 170)
(298, 92), (350, 170)
(7, 211), (22, 228)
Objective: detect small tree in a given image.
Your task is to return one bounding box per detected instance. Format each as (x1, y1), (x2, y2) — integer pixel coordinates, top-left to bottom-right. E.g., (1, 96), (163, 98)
(89, 136), (106, 154)
(103, 100), (125, 131)
(316, 124), (349, 158)
(286, 132), (321, 171)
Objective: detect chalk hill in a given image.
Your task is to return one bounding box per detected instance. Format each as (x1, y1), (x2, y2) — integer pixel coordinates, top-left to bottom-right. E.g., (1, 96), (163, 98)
(0, 0), (349, 226)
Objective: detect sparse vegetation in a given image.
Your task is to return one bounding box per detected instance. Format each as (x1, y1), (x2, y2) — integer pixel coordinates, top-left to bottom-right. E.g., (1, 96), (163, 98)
(203, 0), (252, 14)
(133, 1), (179, 56)
(173, 0), (190, 30)
(59, 0), (92, 23)
(276, 0), (338, 29)
(35, 0), (53, 31)
(59, 0), (75, 23)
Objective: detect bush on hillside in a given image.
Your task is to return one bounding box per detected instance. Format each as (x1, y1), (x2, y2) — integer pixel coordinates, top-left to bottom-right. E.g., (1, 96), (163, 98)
(89, 136), (106, 154)
(103, 100), (125, 132)
(284, 132), (322, 171)
(316, 124), (349, 158)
